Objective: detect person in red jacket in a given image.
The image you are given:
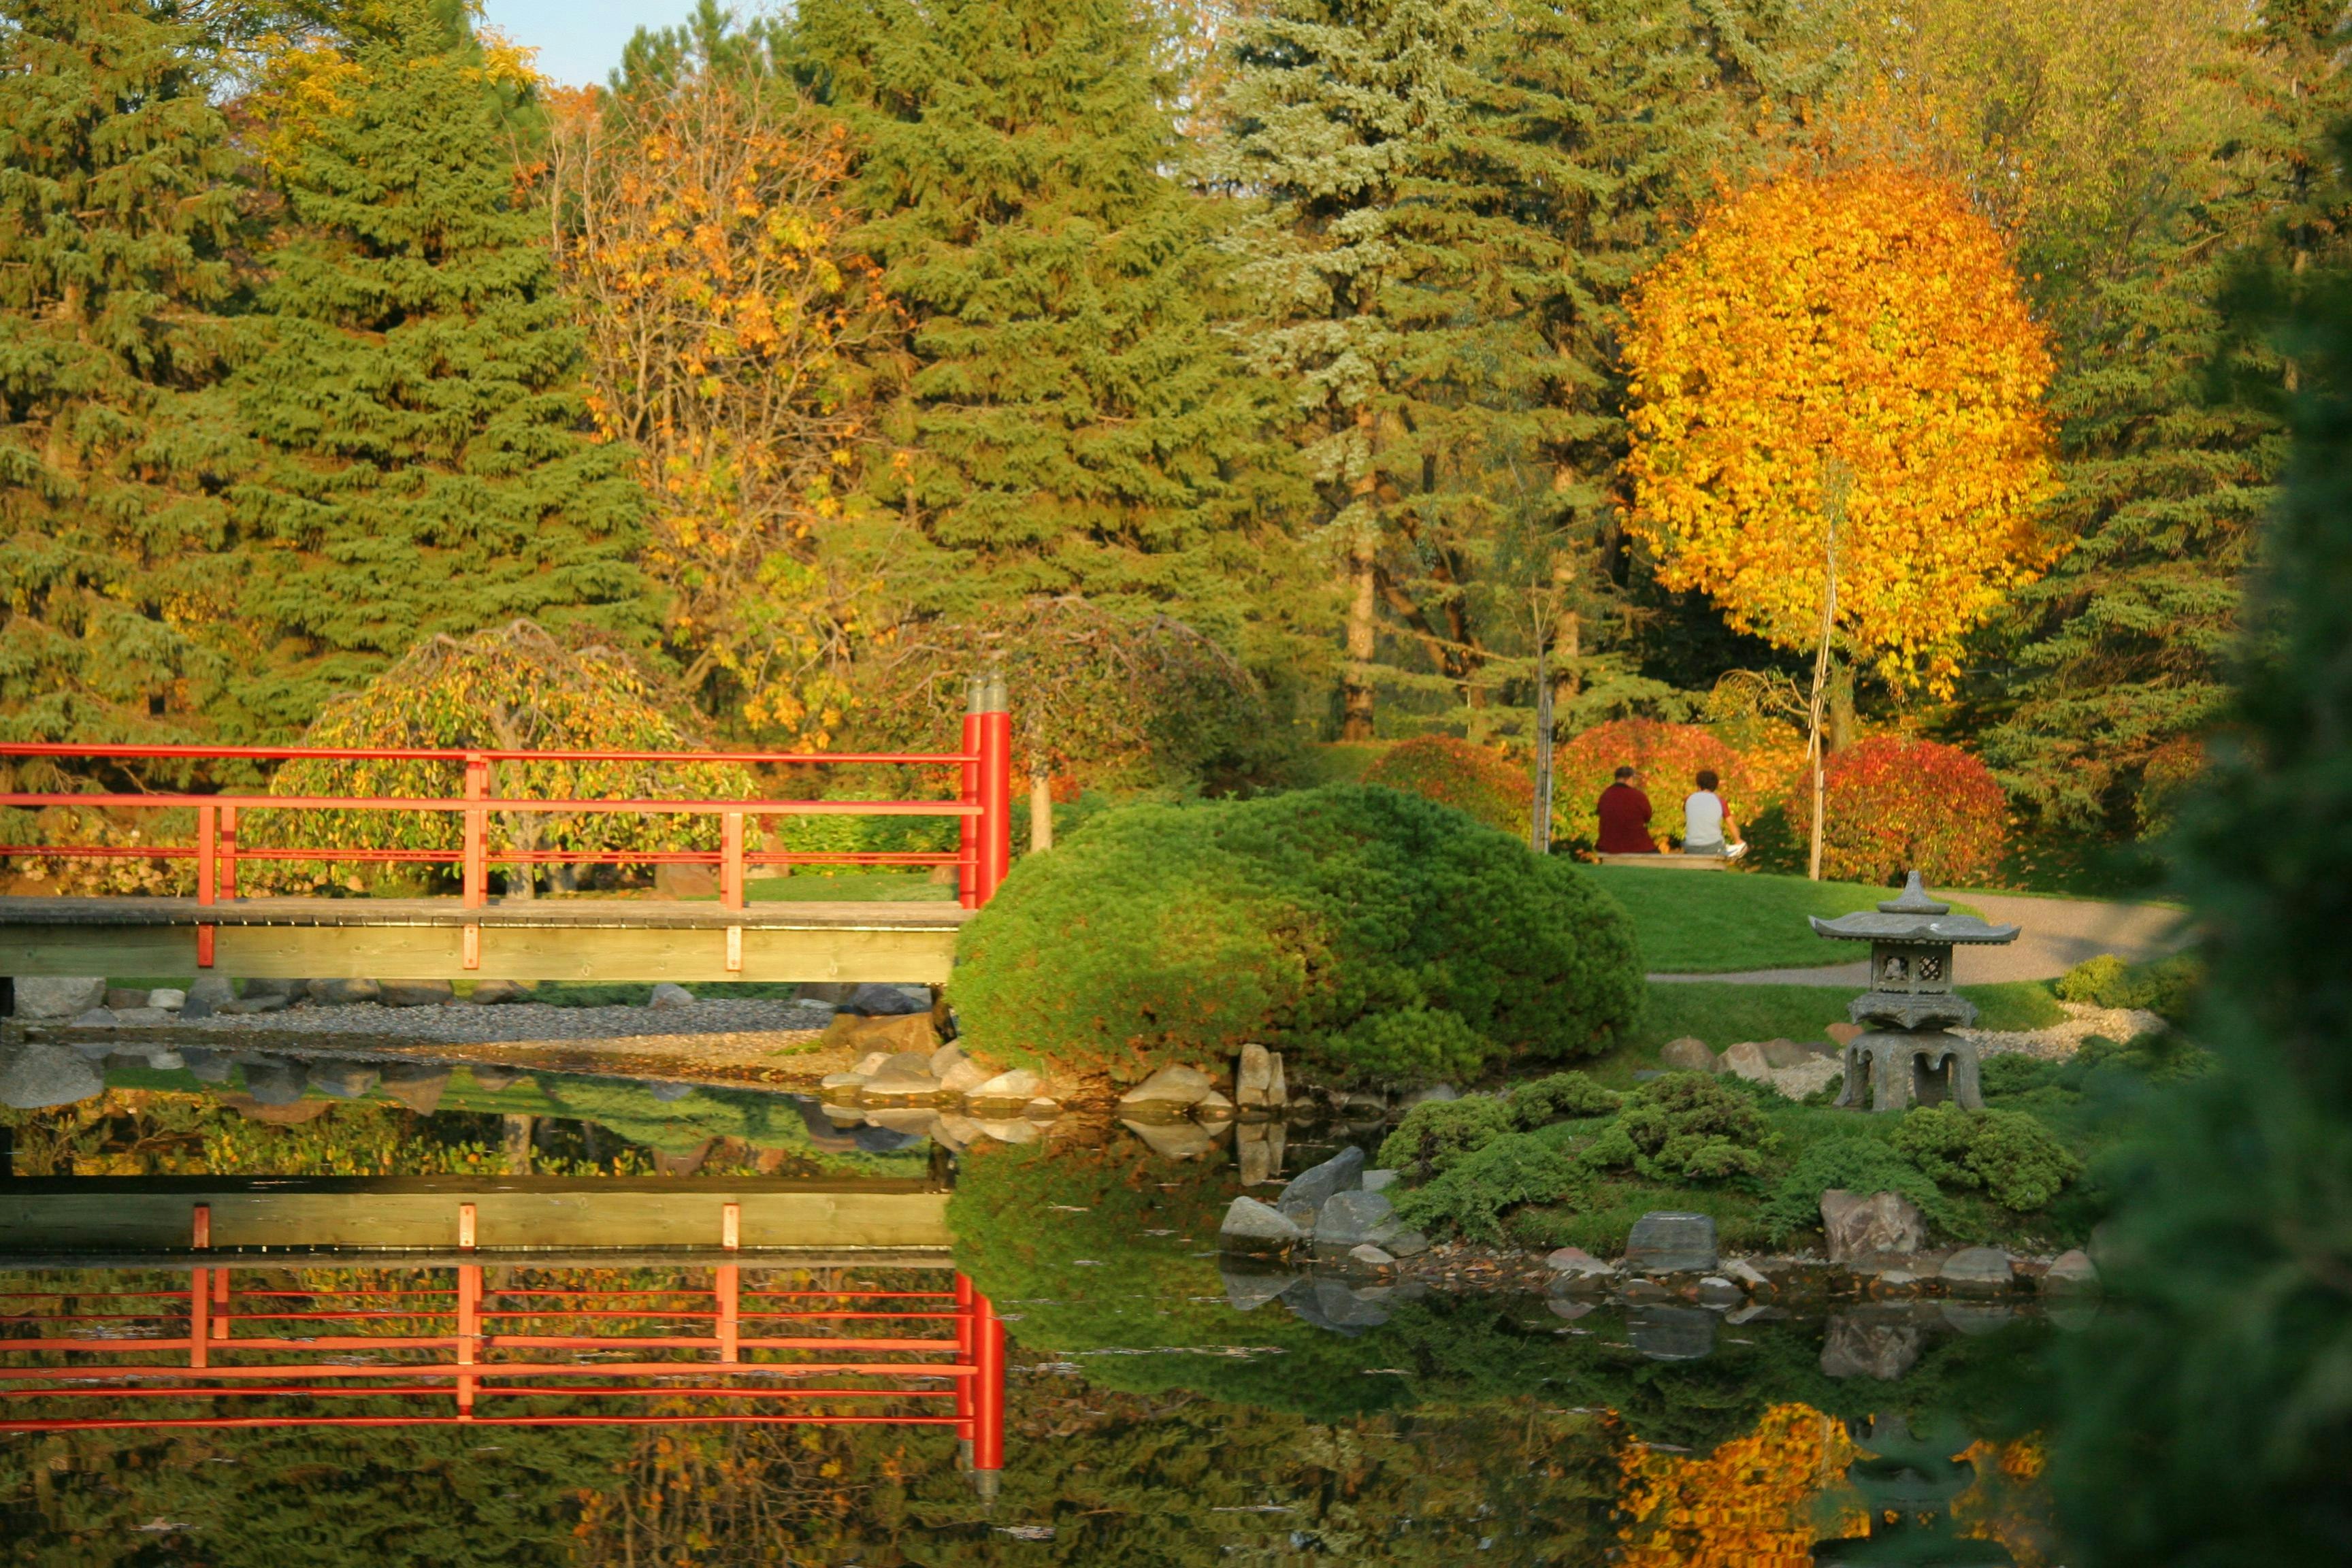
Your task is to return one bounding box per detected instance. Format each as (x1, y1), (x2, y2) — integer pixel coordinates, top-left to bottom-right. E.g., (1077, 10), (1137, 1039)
(1596, 766), (1656, 853)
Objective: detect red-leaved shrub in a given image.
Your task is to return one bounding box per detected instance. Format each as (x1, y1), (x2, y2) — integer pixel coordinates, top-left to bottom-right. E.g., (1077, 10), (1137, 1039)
(1819, 736), (2007, 885)
(1364, 736), (1529, 836)
(1552, 719), (1752, 848)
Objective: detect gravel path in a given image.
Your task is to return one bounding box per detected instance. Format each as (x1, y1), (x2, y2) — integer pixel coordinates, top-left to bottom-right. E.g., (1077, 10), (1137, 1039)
(1652, 889), (2193, 986)
(1958, 1000), (2168, 1061)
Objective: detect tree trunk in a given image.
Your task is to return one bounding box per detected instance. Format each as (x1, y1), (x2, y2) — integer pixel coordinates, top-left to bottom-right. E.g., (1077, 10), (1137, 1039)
(1828, 663), (1855, 753)
(502, 1114), (534, 1176)
(1341, 533), (1377, 740)
(1029, 768), (1054, 853)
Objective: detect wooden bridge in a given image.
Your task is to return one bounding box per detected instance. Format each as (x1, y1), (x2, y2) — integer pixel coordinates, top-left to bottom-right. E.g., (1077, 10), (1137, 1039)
(0, 682), (1012, 987)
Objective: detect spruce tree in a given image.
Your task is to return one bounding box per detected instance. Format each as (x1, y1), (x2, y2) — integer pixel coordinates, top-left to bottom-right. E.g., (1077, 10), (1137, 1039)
(227, 0), (647, 736)
(789, 0), (1286, 631)
(0, 0), (246, 741)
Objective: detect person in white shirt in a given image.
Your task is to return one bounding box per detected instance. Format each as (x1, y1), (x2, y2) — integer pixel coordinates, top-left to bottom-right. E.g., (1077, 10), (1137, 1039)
(1682, 769), (1746, 859)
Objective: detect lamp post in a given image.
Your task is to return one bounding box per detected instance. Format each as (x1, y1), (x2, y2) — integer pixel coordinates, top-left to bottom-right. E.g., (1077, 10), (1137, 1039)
(1809, 870), (2019, 1112)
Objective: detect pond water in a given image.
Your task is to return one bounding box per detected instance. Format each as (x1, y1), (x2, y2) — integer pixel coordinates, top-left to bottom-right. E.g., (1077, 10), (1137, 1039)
(0, 1045), (2069, 1565)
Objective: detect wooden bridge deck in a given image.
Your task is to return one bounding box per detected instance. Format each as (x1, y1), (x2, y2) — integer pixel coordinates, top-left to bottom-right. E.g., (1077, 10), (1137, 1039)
(0, 896), (972, 984)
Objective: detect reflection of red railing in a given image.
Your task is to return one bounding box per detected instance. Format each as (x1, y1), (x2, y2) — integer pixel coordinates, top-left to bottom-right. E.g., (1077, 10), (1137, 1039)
(0, 1264), (1006, 1469)
(0, 679), (1015, 911)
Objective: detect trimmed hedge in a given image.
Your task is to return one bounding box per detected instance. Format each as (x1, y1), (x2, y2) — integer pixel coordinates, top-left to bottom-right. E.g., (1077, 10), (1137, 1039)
(949, 785), (1644, 1085)
(1362, 735), (1529, 835)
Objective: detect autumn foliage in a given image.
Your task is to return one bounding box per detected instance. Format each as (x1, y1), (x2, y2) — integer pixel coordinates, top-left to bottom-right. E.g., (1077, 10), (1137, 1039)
(1365, 735), (1529, 836)
(1623, 163), (2061, 691)
(1818, 734), (2008, 885)
(1551, 719), (1752, 849)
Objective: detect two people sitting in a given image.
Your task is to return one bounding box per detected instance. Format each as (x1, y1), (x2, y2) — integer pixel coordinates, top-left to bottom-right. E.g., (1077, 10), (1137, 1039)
(1596, 765), (1746, 858)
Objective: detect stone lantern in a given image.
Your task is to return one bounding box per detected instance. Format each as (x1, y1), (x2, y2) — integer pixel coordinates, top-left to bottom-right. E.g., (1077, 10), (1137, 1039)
(1809, 871), (2019, 1112)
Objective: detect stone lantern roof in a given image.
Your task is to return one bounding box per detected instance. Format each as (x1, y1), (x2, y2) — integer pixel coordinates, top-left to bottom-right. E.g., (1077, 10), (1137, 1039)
(1807, 870), (2021, 947)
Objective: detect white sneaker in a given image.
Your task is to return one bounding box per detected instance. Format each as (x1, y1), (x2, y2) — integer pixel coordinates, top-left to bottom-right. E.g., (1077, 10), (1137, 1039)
(1725, 842), (1748, 861)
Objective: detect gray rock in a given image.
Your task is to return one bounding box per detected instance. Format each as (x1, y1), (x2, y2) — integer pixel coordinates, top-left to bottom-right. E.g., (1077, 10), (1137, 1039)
(307, 977), (384, 1007)
(466, 979), (533, 1005)
(1819, 1189), (1927, 1264)
(0, 1043), (105, 1108)
(146, 988), (186, 1011)
(1548, 1297), (1598, 1321)
(1281, 1145), (1367, 1212)
(239, 1058), (308, 1106)
(69, 1008), (116, 1028)
(377, 1063), (449, 1114)
(1222, 1263), (1298, 1312)
(1386, 1230), (1430, 1258)
(1360, 1169), (1400, 1194)
(1940, 1301), (2016, 1336)
(1722, 1259), (1771, 1290)
(219, 994), (289, 1015)
(795, 981), (860, 1005)
(845, 983), (930, 1016)
(1629, 1305), (1717, 1361)
(1719, 1041), (1774, 1082)
(143, 1049), (184, 1071)
(1314, 1189), (1400, 1250)
(861, 1068), (944, 1101)
(107, 1007), (172, 1027)
(12, 977), (107, 1018)
(1119, 1064), (1214, 1108)
(182, 1047), (233, 1083)
(1122, 1117), (1223, 1161)
(1545, 1246), (1614, 1281)
(308, 1059), (380, 1099)
(468, 1066), (523, 1090)
(2042, 1248), (2100, 1293)
(938, 1057), (994, 1096)
(647, 983), (695, 1008)
(1194, 1088), (1236, 1120)
(1220, 1196), (1305, 1254)
(965, 1068), (1043, 1105)
(1820, 1312), (1922, 1380)
(1759, 1039), (1816, 1068)
(1659, 1036), (1718, 1073)
(1695, 1276), (1746, 1309)
(1624, 1211), (1719, 1275)
(1348, 1243), (1397, 1269)
(179, 977), (233, 1021)
(1236, 1043), (1280, 1108)
(242, 979), (308, 1001)
(379, 981), (455, 1008)
(104, 987), (148, 1011)
(1940, 1247), (2015, 1293)
(1308, 1279), (1390, 1331)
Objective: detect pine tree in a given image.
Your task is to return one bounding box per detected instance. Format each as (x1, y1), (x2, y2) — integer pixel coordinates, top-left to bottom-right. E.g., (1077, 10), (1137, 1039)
(0, 0), (246, 742)
(1213, 0), (1832, 738)
(790, 0), (1288, 633)
(226, 0), (649, 737)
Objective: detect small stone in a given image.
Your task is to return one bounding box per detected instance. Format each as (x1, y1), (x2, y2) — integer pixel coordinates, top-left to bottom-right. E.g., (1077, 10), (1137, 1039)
(1659, 1036), (1718, 1073)
(1281, 1145), (1367, 1211)
(1220, 1196), (1305, 1254)
(308, 1060), (380, 1099)
(108, 1007), (173, 1026)
(1237, 1043), (1276, 1107)
(938, 1058), (993, 1096)
(144, 1049), (184, 1071)
(1617, 1277), (1672, 1303)
(379, 981), (455, 1008)
(1360, 1169), (1400, 1194)
(104, 987), (148, 1011)
(822, 1011), (936, 1056)
(146, 988), (187, 1011)
(861, 1066), (945, 1102)
(861, 1107), (938, 1135)
(1118, 1064), (1215, 1108)
(1827, 1022), (1865, 1047)
(2042, 1248), (2101, 1293)
(308, 978), (383, 1007)
(850, 1051), (892, 1077)
(648, 983), (696, 1007)
(965, 1068), (1043, 1105)
(1719, 1041), (1774, 1082)
(1386, 1230), (1430, 1258)
(1624, 1211), (1719, 1274)
(468, 979), (533, 1006)
(1722, 1259), (1771, 1290)
(179, 977), (233, 1021)
(1875, 1269), (1920, 1288)
(1695, 1276), (1746, 1308)
(1940, 1247), (2015, 1293)
(1819, 1190), (1927, 1264)
(930, 1113), (977, 1152)
(1348, 1243), (1397, 1269)
(242, 979), (308, 1002)
(1192, 1089), (1236, 1121)
(819, 1072), (869, 1099)
(11, 977), (107, 1019)
(1545, 1246), (1614, 1279)
(0, 1043), (105, 1108)
(69, 1008), (116, 1028)
(1266, 1051), (1287, 1108)
(1022, 1096), (1062, 1121)
(845, 982), (932, 1016)
(1314, 1190), (1399, 1250)
(1759, 1039), (1813, 1068)
(928, 1043), (966, 1079)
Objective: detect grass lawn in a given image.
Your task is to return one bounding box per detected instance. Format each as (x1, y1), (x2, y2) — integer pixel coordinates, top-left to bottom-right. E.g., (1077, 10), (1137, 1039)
(1580, 864), (1983, 973)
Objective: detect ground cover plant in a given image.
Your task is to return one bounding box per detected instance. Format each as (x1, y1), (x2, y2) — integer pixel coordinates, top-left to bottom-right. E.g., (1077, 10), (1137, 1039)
(1582, 867), (1987, 973)
(1621, 981), (2062, 1077)
(949, 787), (1643, 1085)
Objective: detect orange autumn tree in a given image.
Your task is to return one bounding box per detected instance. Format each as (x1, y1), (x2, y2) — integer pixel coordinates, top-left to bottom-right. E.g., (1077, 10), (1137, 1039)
(546, 23), (898, 745)
(1622, 162), (2059, 875)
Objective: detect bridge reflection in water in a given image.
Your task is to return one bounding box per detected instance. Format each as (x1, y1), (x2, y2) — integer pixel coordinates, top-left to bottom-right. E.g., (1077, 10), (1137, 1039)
(0, 1177), (1004, 1482)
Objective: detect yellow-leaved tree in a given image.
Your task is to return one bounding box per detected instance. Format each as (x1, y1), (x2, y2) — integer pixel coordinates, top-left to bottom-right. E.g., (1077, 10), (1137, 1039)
(1622, 161), (2059, 875)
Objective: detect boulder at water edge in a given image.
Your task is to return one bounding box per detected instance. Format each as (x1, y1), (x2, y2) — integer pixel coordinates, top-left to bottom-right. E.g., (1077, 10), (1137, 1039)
(380, 981), (455, 1007)
(1623, 1211), (1719, 1274)
(309, 1060), (381, 1099)
(1940, 1247), (2015, 1293)
(1545, 1246), (1615, 1286)
(309, 979), (382, 1007)
(11, 977), (106, 1019)
(1118, 1064), (1214, 1109)
(179, 977), (233, 1021)
(0, 1044), (104, 1108)
(845, 983), (930, 1016)
(965, 1068), (1043, 1105)
(1279, 1145), (1367, 1213)
(1315, 1190), (1401, 1251)
(1220, 1196), (1305, 1254)
(2042, 1248), (2101, 1293)
(1820, 1189), (1926, 1263)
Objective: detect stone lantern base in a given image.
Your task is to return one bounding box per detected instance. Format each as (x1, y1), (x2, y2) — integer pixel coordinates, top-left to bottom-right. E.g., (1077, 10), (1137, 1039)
(1835, 1028), (1984, 1113)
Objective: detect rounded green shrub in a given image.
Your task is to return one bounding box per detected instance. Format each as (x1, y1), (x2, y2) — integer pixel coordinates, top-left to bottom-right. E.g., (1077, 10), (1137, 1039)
(1392, 1122), (1594, 1244)
(1759, 1135), (1957, 1243)
(1892, 1104), (2083, 1212)
(1375, 1096), (1514, 1175)
(948, 786), (1644, 1084)
(1362, 736), (1528, 834)
(1508, 1071), (1622, 1128)
(1580, 1072), (1778, 1183)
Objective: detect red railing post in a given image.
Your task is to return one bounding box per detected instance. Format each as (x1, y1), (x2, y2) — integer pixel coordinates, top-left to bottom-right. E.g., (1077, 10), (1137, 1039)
(957, 680), (983, 910)
(976, 674), (1011, 906)
(721, 811), (745, 911)
(972, 1288), (1004, 1473)
(195, 805), (216, 968)
(217, 804), (237, 900)
(953, 1273), (977, 1454)
(189, 1268), (208, 1370)
(462, 753), (489, 908)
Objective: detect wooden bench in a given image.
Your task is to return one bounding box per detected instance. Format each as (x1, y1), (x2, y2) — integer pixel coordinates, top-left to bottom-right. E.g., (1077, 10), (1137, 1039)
(1590, 851), (1731, 871)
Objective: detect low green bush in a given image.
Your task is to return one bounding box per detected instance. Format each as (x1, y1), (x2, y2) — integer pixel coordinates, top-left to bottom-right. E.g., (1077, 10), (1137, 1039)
(2054, 951), (2202, 1021)
(1759, 1134), (1956, 1243)
(948, 786), (1644, 1084)
(1580, 1073), (1779, 1183)
(1892, 1104), (2083, 1212)
(1508, 1071), (1622, 1128)
(1392, 1122), (1593, 1243)
(1375, 1097), (1514, 1176)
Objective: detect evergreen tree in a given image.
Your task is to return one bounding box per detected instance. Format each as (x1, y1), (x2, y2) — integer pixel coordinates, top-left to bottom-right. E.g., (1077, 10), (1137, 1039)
(226, 0), (648, 737)
(0, 0), (246, 742)
(1212, 0), (1832, 738)
(790, 0), (1288, 633)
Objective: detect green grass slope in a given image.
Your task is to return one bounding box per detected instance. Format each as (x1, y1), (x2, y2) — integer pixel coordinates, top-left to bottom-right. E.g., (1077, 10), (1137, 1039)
(1582, 865), (1982, 973)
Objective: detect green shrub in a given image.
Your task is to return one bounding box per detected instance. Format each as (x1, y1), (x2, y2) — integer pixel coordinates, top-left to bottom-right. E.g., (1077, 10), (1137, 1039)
(1362, 736), (1528, 836)
(1892, 1105), (2083, 1212)
(1507, 1071), (1623, 1129)
(1392, 1123), (1592, 1243)
(1580, 1073), (1778, 1183)
(1375, 1097), (1514, 1176)
(2055, 951), (2203, 1021)
(948, 786), (1644, 1083)
(1978, 1052), (2058, 1098)
(1759, 1135), (1955, 1243)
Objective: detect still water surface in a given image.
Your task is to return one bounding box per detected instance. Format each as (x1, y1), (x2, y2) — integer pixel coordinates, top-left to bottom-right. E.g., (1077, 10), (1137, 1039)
(0, 1049), (2066, 1565)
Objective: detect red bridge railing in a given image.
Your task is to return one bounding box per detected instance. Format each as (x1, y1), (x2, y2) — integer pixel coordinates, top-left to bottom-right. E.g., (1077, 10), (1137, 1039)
(0, 679), (1014, 913)
(0, 1262), (1005, 1467)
